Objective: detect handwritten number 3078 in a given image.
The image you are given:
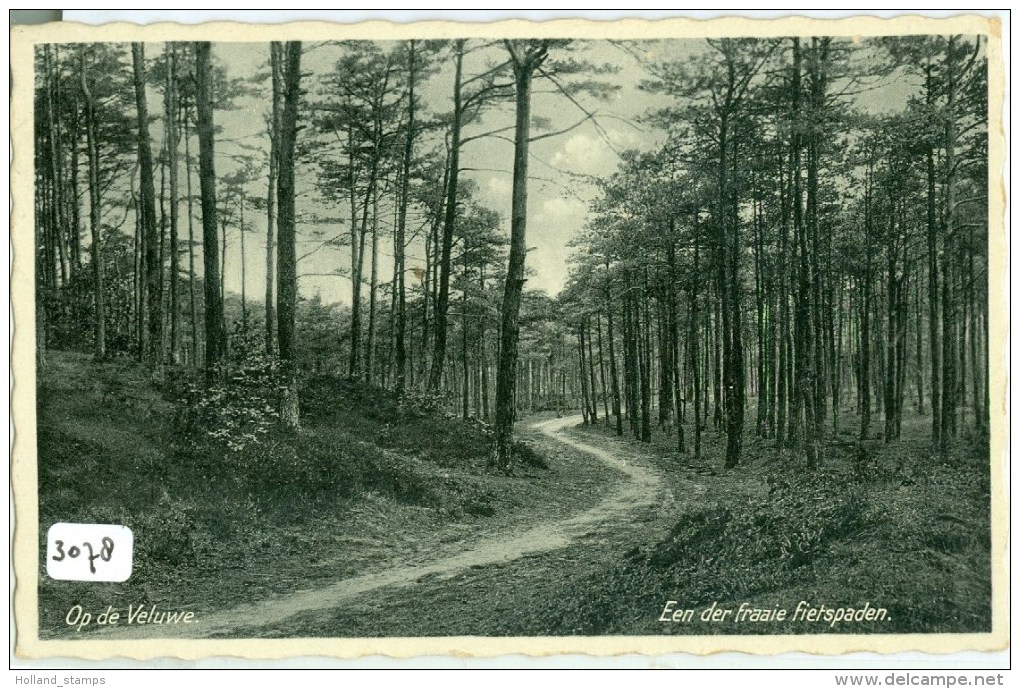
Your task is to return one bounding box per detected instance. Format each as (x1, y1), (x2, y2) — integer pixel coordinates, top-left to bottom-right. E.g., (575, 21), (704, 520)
(51, 537), (115, 574)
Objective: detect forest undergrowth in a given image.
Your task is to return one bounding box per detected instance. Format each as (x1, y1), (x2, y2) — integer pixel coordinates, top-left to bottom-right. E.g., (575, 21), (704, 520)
(34, 352), (992, 637)
(547, 415), (992, 635)
(34, 351), (605, 637)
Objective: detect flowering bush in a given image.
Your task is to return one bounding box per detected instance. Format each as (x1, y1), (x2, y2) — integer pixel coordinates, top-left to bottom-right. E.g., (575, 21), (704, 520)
(173, 322), (282, 453)
(397, 389), (448, 418)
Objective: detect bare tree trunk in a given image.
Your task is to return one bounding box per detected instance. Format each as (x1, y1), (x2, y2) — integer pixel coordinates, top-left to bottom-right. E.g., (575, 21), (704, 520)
(666, 231), (685, 452)
(428, 40), (465, 392)
(807, 38), (830, 434)
(183, 103), (199, 366)
(753, 191), (768, 437)
(596, 312), (610, 424)
(791, 38), (819, 469)
(775, 145), (790, 446)
(276, 40), (302, 429)
(133, 43), (162, 366)
(859, 157), (874, 452)
(38, 46), (59, 361)
(605, 274), (623, 436)
(657, 267), (674, 430)
(220, 212), (227, 327)
(494, 41), (547, 471)
(640, 270), (652, 443)
(884, 214), (898, 443)
(394, 40), (417, 393)
(712, 287), (723, 433)
(347, 95), (361, 377)
(689, 212), (702, 459)
(586, 316), (599, 423)
(159, 133), (168, 352)
(462, 235), (470, 420)
(625, 286), (640, 439)
(479, 265), (489, 419)
(68, 106), (83, 276)
(165, 44), (181, 365)
(80, 53), (106, 360)
(132, 169), (143, 355)
(366, 186), (380, 383)
(939, 37), (958, 451)
(968, 221), (984, 432)
(913, 266), (925, 414)
(923, 63), (942, 450)
(240, 199), (248, 330)
(43, 46), (67, 290)
(194, 42), (226, 376)
(265, 42), (281, 356)
(718, 112), (741, 468)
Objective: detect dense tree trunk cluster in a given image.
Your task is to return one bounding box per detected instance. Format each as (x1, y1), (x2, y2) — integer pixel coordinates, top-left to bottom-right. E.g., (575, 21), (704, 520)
(33, 34), (988, 470)
(564, 35), (989, 469)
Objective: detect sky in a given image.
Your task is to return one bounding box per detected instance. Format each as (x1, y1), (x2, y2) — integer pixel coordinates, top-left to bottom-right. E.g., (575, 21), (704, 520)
(203, 38), (667, 306)
(203, 34), (923, 309)
(65, 16), (937, 311)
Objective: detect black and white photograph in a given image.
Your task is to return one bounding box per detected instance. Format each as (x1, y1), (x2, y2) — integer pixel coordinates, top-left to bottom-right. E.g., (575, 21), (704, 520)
(11, 13), (1007, 660)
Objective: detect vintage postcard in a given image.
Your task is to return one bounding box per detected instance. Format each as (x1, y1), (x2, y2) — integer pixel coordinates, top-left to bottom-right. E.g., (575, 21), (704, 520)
(10, 13), (1008, 662)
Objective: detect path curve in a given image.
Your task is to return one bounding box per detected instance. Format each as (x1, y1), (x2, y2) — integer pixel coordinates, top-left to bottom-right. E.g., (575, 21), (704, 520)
(96, 415), (665, 640)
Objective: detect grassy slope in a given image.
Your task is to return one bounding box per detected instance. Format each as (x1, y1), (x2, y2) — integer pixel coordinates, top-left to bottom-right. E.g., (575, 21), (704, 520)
(548, 412), (992, 635)
(35, 351), (992, 637)
(35, 351), (617, 638)
(225, 406), (992, 639)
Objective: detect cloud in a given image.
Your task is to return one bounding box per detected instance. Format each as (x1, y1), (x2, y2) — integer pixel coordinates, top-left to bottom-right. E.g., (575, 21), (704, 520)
(486, 176), (511, 197)
(546, 125), (645, 178)
(549, 133), (609, 173)
(540, 196), (586, 219)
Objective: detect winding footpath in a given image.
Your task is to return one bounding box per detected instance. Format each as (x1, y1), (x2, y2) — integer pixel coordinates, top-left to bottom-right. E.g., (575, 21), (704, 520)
(96, 415), (667, 639)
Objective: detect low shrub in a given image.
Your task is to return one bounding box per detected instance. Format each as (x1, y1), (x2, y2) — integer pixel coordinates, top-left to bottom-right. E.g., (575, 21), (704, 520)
(512, 440), (551, 470)
(398, 389), (449, 419)
(553, 470), (870, 633)
(172, 324), (282, 454)
(128, 492), (214, 576)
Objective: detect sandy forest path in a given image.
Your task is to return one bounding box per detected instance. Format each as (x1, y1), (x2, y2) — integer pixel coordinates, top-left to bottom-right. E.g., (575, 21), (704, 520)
(96, 415), (670, 640)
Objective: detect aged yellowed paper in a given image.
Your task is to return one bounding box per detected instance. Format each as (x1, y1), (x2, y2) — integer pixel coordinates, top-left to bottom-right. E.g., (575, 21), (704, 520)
(11, 14), (1007, 660)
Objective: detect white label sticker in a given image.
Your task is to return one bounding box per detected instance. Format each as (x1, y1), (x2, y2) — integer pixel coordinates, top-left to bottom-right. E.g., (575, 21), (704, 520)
(46, 523), (133, 582)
